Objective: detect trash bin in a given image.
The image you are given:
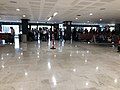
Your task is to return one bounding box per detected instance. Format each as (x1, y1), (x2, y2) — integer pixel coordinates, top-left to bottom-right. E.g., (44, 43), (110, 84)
(22, 34), (27, 43)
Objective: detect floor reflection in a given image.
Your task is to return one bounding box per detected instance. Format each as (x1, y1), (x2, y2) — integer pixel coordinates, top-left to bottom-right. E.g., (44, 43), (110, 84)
(1, 35), (120, 90)
(14, 36), (20, 49)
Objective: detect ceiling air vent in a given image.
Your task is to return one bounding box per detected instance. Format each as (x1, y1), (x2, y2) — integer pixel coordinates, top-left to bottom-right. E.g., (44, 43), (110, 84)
(100, 8), (106, 10)
(10, 1), (17, 4)
(77, 15), (81, 16)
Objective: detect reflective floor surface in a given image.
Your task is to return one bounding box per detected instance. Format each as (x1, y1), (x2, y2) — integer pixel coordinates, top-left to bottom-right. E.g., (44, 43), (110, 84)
(0, 38), (120, 90)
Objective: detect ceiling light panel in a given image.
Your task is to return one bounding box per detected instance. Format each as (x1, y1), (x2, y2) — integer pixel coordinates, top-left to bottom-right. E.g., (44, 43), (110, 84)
(71, 0), (80, 6)
(74, 5), (84, 9)
(100, 0), (116, 2)
(29, 1), (41, 5)
(78, 1), (92, 5)
(85, 7), (96, 9)
(92, 2), (105, 6)
(45, 0), (58, 2)
(44, 3), (55, 6)
(86, 0), (98, 2)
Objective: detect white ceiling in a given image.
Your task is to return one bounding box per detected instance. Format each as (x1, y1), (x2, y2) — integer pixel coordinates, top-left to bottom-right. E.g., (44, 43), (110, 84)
(0, 0), (120, 23)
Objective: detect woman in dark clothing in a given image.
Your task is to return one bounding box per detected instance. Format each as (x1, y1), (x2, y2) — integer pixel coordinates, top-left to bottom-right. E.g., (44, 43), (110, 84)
(10, 27), (15, 43)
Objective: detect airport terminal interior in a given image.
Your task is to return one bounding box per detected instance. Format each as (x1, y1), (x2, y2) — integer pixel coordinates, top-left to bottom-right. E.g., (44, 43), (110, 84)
(0, 0), (120, 90)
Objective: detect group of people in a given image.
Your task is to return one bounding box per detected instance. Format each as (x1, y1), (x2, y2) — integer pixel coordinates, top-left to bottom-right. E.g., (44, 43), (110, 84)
(27, 27), (59, 41)
(72, 26), (120, 52)
(72, 27), (119, 44)
(0, 25), (120, 52)
(27, 26), (120, 45)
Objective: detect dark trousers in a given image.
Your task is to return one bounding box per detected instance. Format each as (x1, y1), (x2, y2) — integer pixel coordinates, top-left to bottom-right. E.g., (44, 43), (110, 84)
(118, 45), (120, 52)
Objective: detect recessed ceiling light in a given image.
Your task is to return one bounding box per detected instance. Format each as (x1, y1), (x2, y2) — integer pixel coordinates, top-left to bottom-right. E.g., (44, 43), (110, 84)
(87, 21), (90, 23)
(100, 19), (102, 21)
(23, 15), (26, 17)
(37, 21), (39, 23)
(90, 13), (93, 16)
(53, 12), (58, 17)
(76, 18), (78, 20)
(16, 8), (20, 11)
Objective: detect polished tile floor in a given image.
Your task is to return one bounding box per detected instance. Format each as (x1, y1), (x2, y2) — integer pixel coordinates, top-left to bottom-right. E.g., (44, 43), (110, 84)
(0, 39), (120, 90)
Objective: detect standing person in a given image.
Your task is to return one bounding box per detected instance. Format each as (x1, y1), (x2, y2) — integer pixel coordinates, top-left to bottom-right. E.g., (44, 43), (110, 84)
(0, 25), (2, 45)
(10, 27), (15, 44)
(117, 35), (120, 52)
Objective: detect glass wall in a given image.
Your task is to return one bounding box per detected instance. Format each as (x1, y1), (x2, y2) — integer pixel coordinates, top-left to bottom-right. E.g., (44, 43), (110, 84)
(38, 25), (51, 29)
(1, 25), (19, 35)
(31, 25), (37, 29)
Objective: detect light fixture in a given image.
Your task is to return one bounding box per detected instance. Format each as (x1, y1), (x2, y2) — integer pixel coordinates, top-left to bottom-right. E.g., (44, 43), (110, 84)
(100, 19), (102, 21)
(18, 57), (21, 59)
(76, 51), (79, 54)
(37, 52), (39, 55)
(21, 53), (23, 55)
(53, 12), (58, 17)
(16, 8), (20, 11)
(48, 17), (52, 21)
(2, 65), (5, 68)
(90, 13), (93, 16)
(114, 79), (118, 83)
(85, 59), (88, 63)
(37, 21), (39, 23)
(76, 18), (78, 20)
(73, 69), (76, 72)
(37, 56), (39, 58)
(25, 72), (28, 76)
(1, 57), (3, 60)
(86, 82), (89, 86)
(23, 14), (26, 17)
(87, 51), (89, 53)
(87, 21), (90, 23)
(82, 54), (85, 57)
(54, 55), (56, 58)
(96, 66), (99, 70)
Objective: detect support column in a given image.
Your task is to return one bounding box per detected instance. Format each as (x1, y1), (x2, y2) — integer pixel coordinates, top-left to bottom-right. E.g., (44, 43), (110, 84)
(63, 21), (72, 40)
(21, 19), (29, 42)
